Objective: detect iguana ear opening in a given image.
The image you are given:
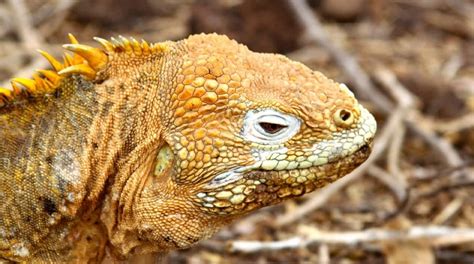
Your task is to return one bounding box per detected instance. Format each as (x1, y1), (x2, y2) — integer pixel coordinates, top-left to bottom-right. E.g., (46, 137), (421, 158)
(153, 142), (175, 180)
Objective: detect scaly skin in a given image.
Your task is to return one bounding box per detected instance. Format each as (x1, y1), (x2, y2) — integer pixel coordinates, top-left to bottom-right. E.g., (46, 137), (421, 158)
(0, 33), (376, 262)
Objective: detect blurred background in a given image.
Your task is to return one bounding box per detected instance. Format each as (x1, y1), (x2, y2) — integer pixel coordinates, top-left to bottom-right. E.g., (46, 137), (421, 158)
(1, 0), (473, 263)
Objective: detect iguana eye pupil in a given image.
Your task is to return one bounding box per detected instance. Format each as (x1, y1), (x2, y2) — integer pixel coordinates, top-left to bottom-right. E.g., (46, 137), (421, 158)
(258, 122), (287, 134)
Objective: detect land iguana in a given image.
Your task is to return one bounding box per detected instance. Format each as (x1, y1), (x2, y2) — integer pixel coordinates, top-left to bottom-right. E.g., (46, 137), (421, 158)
(0, 33), (376, 262)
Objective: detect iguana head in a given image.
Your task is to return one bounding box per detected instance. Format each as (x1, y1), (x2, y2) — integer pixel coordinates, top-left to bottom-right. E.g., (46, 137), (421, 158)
(132, 34), (376, 251)
(162, 34), (376, 208)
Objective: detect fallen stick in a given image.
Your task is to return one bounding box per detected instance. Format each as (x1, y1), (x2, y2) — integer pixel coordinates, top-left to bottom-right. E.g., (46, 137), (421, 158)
(228, 226), (474, 253)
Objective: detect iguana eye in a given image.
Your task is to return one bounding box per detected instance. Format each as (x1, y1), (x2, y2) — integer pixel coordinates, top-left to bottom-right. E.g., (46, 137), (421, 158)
(258, 122), (287, 134)
(242, 109), (300, 145)
(255, 115), (289, 136)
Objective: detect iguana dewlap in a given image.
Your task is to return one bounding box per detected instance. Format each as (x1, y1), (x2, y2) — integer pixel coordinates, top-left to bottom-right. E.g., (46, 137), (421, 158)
(0, 33), (376, 262)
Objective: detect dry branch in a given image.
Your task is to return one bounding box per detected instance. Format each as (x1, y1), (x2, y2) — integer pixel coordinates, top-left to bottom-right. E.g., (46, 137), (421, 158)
(430, 113), (474, 133)
(228, 226), (474, 253)
(367, 166), (406, 202)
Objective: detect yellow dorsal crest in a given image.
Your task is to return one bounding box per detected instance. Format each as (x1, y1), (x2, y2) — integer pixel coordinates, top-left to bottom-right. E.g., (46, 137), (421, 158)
(0, 34), (162, 108)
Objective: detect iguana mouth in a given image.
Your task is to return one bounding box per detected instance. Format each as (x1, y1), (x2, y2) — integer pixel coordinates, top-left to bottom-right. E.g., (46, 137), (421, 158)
(194, 142), (372, 215)
(252, 142), (371, 173)
(250, 141), (372, 183)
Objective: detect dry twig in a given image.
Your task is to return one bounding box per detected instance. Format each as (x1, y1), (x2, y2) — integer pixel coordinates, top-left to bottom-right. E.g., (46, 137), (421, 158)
(429, 113), (474, 133)
(367, 166), (406, 202)
(229, 226), (474, 253)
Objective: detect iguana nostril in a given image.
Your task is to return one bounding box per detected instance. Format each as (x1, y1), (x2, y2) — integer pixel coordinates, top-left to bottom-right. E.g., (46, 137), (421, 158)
(334, 109), (354, 127)
(340, 109), (351, 121)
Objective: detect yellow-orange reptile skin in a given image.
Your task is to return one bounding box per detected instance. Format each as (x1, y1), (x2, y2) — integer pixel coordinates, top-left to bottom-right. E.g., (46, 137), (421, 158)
(0, 33), (376, 262)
